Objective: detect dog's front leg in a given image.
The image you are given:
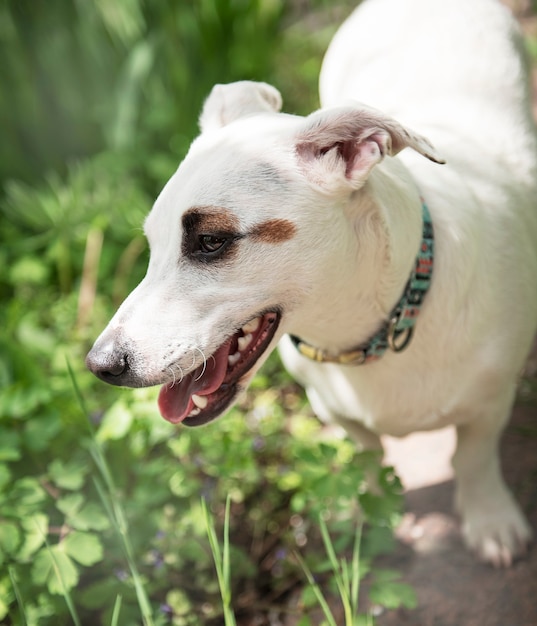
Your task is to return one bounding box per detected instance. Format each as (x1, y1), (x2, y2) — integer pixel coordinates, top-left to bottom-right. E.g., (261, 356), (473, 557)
(305, 384), (382, 452)
(331, 413), (383, 453)
(304, 385), (386, 500)
(452, 391), (532, 567)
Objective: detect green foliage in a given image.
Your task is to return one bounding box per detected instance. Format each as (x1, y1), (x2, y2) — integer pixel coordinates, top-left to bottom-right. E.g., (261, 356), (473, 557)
(0, 0), (288, 190)
(0, 0), (420, 623)
(369, 569), (417, 611)
(0, 352), (407, 623)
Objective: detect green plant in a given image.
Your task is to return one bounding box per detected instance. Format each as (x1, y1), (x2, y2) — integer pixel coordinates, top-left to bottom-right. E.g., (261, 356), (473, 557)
(202, 496), (236, 626)
(295, 517), (367, 626)
(0, 1), (422, 623)
(0, 330), (412, 625)
(0, 0), (287, 191)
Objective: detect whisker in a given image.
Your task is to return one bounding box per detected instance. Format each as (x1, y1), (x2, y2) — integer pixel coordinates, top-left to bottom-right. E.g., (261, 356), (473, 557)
(194, 347), (208, 382)
(167, 362), (185, 386)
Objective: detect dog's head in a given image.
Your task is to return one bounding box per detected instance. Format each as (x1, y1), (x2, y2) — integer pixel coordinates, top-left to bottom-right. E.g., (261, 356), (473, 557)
(86, 81), (442, 426)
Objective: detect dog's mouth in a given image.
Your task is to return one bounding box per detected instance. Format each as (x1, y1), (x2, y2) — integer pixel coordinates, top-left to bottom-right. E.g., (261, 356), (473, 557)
(157, 311), (281, 427)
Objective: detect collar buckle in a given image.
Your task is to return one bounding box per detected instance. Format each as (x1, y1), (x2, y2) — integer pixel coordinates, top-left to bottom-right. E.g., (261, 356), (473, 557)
(387, 314), (414, 353)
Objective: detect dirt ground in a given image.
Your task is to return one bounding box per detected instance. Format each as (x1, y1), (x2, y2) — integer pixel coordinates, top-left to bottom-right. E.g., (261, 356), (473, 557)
(362, 397), (537, 626)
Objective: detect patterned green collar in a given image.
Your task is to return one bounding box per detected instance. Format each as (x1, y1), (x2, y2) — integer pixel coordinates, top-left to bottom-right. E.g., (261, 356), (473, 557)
(290, 200), (434, 366)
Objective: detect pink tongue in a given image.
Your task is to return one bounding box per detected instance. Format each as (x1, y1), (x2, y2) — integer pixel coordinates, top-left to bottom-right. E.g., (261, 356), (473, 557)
(158, 341), (232, 424)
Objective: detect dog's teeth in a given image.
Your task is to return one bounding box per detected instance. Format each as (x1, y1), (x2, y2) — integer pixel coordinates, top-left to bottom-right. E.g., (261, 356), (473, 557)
(238, 333), (253, 351)
(189, 408), (201, 416)
(192, 394), (208, 409)
(242, 317), (260, 334)
(228, 352), (241, 366)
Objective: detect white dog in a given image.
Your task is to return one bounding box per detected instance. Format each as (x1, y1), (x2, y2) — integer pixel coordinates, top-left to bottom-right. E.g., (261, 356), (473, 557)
(87, 0), (537, 567)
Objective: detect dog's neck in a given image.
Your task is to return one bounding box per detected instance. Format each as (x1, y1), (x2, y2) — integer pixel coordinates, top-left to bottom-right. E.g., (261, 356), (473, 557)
(287, 159), (427, 358)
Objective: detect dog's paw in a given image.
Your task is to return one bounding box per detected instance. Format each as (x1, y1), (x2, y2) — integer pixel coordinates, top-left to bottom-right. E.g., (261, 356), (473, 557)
(460, 499), (533, 567)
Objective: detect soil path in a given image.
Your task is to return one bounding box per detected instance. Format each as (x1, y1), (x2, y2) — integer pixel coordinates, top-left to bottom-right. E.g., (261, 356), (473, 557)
(371, 401), (537, 626)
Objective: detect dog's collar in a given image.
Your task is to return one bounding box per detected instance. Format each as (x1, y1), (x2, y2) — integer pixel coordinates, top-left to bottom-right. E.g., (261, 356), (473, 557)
(290, 199), (434, 366)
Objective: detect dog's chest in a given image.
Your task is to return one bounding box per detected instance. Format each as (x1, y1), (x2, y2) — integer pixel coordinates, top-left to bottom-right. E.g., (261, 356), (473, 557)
(318, 369), (449, 436)
(280, 339), (460, 436)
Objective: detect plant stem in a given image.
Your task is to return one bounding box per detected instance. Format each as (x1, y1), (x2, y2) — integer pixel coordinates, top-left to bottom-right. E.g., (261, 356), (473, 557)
(202, 495), (237, 626)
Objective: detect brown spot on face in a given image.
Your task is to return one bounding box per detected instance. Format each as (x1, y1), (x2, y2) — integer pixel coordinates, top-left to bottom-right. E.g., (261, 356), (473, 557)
(184, 206), (240, 233)
(249, 219), (296, 244)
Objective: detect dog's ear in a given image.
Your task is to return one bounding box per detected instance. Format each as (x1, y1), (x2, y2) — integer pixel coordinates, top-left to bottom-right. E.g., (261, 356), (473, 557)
(199, 81), (282, 133)
(295, 106), (445, 193)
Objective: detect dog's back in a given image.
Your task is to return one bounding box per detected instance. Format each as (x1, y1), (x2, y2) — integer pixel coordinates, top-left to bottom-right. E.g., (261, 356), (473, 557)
(320, 0), (537, 185)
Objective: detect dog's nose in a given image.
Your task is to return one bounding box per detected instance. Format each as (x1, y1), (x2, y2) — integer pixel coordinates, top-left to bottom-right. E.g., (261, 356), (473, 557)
(86, 343), (130, 386)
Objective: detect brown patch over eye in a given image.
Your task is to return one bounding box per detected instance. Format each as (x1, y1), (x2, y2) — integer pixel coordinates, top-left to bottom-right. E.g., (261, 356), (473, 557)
(249, 219), (296, 244)
(182, 206), (242, 263)
(185, 206), (240, 233)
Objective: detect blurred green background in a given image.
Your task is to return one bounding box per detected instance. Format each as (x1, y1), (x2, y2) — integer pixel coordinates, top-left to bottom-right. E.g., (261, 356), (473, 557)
(2, 2), (400, 625)
(1, 1), (536, 625)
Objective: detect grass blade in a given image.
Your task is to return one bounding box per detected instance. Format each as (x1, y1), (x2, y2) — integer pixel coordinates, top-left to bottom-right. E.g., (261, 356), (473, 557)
(223, 495), (232, 599)
(68, 361), (155, 626)
(319, 516), (353, 622)
(319, 516), (340, 575)
(66, 358), (95, 437)
(110, 594), (123, 626)
(351, 524), (363, 618)
(8, 566), (28, 626)
(299, 516), (366, 626)
(91, 460), (154, 626)
(294, 550), (338, 626)
(202, 496), (237, 626)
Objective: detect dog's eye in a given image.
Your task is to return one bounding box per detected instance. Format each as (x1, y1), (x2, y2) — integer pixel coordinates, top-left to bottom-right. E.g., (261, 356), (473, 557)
(198, 234), (228, 254)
